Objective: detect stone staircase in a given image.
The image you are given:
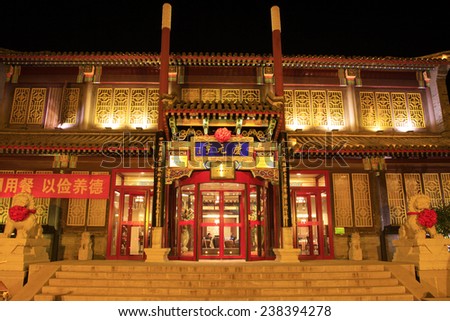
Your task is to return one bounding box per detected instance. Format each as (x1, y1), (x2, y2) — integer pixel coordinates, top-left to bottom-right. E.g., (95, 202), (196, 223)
(24, 261), (420, 301)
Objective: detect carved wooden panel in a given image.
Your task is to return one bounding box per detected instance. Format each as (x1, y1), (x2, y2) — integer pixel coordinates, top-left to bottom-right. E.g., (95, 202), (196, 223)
(423, 173), (442, 208)
(112, 88), (129, 125)
(360, 92), (377, 127)
(182, 88), (200, 102)
(95, 88), (113, 124)
(130, 88), (146, 125)
(242, 89), (260, 103)
(221, 89), (240, 102)
(87, 171), (108, 226)
(34, 171), (52, 225)
(404, 173), (423, 204)
(352, 173), (372, 227)
(147, 88), (159, 126)
(26, 88), (47, 125)
(391, 92), (408, 128)
(386, 173), (406, 225)
(332, 173), (353, 227)
(375, 92), (393, 128)
(10, 88), (30, 124)
(407, 93), (425, 128)
(283, 90), (295, 128)
(312, 90), (328, 126)
(202, 88), (220, 102)
(327, 91), (345, 127)
(295, 90), (312, 126)
(0, 170), (14, 224)
(67, 171), (89, 226)
(61, 88), (79, 124)
(441, 173), (450, 205)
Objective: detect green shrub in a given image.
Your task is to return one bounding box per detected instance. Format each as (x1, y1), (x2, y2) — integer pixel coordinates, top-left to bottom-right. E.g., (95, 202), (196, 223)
(434, 203), (450, 237)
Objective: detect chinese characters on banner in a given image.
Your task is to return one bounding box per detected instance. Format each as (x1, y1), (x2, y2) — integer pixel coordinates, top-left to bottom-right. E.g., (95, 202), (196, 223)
(0, 174), (110, 199)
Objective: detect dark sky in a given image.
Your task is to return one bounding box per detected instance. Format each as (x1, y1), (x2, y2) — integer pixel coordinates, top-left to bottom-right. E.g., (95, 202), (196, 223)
(2, 0), (448, 58)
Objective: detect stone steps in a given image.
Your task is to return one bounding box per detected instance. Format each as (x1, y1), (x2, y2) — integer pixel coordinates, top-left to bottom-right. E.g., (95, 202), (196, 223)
(31, 261), (416, 301)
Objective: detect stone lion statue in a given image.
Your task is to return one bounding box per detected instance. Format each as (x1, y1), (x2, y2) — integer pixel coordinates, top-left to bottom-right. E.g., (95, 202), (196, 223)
(398, 194), (442, 240)
(0, 192), (43, 239)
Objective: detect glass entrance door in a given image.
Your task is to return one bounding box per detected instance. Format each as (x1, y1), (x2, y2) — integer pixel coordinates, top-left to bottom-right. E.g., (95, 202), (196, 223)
(292, 190), (332, 259)
(200, 184), (244, 259)
(119, 193), (146, 258)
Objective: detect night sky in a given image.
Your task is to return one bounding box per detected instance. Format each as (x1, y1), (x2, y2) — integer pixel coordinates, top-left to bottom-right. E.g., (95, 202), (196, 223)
(2, 0), (448, 58)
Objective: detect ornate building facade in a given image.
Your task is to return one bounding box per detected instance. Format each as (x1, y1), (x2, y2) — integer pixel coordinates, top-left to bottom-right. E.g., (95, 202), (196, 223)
(0, 5), (449, 263)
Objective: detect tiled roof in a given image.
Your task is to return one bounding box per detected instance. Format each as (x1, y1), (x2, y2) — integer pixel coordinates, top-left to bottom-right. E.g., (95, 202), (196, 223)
(0, 49), (447, 70)
(164, 100), (281, 116)
(289, 133), (450, 158)
(0, 131), (155, 156)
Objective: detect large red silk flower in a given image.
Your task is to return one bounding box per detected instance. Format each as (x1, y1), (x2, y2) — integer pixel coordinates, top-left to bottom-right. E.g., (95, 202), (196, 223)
(214, 127), (232, 143)
(417, 209), (438, 228)
(8, 205), (36, 222)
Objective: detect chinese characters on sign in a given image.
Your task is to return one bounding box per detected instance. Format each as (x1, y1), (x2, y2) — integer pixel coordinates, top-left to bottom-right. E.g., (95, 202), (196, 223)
(195, 141), (249, 157)
(0, 174), (110, 199)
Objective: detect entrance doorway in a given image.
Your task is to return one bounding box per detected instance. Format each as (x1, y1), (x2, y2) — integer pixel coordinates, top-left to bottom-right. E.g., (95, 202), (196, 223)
(200, 186), (244, 258)
(107, 170), (153, 260)
(290, 172), (334, 259)
(171, 171), (271, 260)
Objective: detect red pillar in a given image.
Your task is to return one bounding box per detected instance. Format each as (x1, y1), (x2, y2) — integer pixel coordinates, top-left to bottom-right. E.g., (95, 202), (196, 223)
(271, 6), (285, 132)
(271, 6), (284, 98)
(158, 3), (171, 132)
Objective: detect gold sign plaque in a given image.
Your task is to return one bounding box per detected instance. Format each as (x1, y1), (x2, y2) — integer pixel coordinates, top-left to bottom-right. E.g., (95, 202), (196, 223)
(210, 162), (235, 179)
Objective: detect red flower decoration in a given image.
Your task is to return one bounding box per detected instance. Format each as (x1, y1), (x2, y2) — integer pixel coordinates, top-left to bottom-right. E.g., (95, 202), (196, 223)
(214, 127), (232, 143)
(417, 209), (437, 228)
(8, 205), (36, 222)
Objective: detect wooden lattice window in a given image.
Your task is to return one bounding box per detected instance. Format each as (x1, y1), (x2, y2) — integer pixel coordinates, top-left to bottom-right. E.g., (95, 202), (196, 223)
(284, 89), (344, 129)
(61, 88), (80, 124)
(359, 91), (426, 129)
(94, 87), (159, 127)
(332, 173), (372, 227)
(10, 88), (47, 125)
(0, 170), (14, 224)
(67, 171), (109, 227)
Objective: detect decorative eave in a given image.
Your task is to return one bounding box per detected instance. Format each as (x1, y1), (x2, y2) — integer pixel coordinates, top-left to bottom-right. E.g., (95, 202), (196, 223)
(288, 133), (450, 158)
(0, 131), (156, 156)
(1, 48), (447, 71)
(162, 94), (282, 141)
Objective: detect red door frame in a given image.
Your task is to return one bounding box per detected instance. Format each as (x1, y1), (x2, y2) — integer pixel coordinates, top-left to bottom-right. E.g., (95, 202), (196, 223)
(174, 170), (267, 260)
(106, 169), (153, 260)
(198, 189), (245, 259)
(290, 171), (334, 260)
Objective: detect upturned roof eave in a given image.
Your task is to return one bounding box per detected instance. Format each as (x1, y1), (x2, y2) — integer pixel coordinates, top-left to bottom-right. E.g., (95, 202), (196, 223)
(0, 49), (446, 70)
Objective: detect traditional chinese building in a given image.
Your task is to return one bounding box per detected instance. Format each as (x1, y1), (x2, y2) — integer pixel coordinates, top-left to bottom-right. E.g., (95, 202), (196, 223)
(0, 4), (449, 264)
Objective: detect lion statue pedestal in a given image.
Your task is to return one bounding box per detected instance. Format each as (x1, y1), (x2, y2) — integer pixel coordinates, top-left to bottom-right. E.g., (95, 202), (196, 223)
(392, 194), (450, 297)
(0, 192), (50, 297)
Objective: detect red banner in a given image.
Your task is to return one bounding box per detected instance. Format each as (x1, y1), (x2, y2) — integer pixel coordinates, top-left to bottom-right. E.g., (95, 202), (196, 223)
(0, 174), (110, 199)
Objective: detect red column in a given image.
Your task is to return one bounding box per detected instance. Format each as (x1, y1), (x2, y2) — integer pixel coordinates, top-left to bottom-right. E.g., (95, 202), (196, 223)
(271, 6), (285, 132)
(158, 3), (171, 132)
(271, 6), (284, 97)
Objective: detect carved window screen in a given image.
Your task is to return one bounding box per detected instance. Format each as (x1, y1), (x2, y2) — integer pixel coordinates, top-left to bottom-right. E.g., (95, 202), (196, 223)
(386, 173), (407, 226)
(284, 89), (344, 129)
(10, 88), (47, 125)
(351, 173), (372, 227)
(61, 88), (80, 124)
(332, 173), (353, 227)
(94, 87), (159, 128)
(0, 170), (15, 224)
(67, 171), (89, 226)
(359, 91), (426, 129)
(441, 173), (450, 205)
(87, 172), (109, 227)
